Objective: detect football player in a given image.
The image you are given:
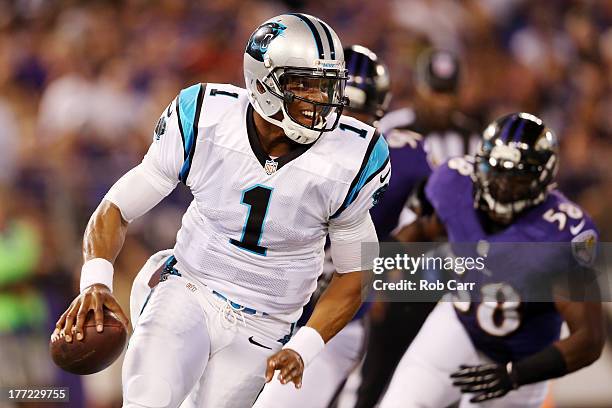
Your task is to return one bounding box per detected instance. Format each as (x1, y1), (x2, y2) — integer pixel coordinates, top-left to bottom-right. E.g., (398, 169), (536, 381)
(379, 113), (604, 407)
(378, 49), (481, 166)
(53, 14), (390, 408)
(254, 45), (430, 408)
(354, 50), (471, 408)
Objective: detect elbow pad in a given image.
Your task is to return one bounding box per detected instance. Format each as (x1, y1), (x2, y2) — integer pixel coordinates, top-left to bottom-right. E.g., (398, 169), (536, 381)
(104, 165), (170, 222)
(329, 213), (379, 273)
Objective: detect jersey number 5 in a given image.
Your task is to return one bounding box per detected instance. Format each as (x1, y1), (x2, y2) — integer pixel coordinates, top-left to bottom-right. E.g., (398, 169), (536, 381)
(542, 202), (584, 235)
(230, 185), (273, 256)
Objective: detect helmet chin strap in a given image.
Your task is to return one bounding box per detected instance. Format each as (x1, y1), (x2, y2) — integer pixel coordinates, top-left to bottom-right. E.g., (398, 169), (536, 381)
(252, 97), (323, 145)
(279, 112), (323, 144)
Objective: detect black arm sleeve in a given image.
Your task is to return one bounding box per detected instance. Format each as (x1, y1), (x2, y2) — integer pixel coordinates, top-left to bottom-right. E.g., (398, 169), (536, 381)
(511, 345), (568, 387)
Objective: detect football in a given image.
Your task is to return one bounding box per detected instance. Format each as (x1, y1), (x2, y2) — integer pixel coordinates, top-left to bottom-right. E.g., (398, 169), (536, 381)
(49, 308), (128, 375)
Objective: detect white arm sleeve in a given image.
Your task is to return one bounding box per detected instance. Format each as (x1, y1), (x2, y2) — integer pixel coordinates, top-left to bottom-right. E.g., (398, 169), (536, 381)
(104, 164), (172, 222)
(329, 212), (379, 273)
(328, 132), (390, 273)
(104, 97), (184, 222)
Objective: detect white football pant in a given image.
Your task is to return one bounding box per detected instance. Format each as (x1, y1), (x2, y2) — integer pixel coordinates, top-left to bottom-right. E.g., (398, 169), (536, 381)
(124, 252), (293, 408)
(379, 301), (548, 408)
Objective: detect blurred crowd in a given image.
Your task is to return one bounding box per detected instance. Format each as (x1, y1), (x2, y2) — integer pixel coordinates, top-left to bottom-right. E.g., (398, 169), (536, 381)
(0, 0), (610, 407)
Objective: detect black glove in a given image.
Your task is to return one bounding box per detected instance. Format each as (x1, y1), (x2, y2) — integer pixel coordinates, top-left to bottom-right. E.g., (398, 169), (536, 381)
(450, 363), (517, 403)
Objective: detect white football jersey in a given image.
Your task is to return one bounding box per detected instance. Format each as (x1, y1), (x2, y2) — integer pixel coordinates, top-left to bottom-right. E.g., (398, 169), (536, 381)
(140, 83), (390, 320)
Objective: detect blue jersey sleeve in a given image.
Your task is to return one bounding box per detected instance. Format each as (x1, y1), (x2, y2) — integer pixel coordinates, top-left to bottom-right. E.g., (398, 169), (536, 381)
(330, 131), (391, 225)
(175, 83), (205, 185)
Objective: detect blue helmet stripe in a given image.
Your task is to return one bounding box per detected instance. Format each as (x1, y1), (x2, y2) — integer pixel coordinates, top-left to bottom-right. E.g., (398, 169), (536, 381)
(289, 13), (324, 59)
(499, 118), (514, 142)
(512, 119), (526, 142)
(359, 52), (369, 84)
(318, 20), (336, 59)
(177, 83), (204, 184)
(347, 49), (359, 76)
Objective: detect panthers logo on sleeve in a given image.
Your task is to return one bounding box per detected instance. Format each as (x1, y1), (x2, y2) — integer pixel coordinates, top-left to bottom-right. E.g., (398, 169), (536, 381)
(372, 184), (388, 207)
(154, 116), (167, 141)
(153, 100), (175, 141)
(246, 22), (287, 62)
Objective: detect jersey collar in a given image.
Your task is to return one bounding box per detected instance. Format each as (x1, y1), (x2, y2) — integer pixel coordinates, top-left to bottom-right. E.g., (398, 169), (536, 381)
(246, 104), (315, 173)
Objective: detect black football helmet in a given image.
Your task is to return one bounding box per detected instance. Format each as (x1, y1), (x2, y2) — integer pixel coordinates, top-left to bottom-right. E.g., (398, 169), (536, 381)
(416, 49), (461, 94)
(473, 113), (559, 224)
(343, 45), (391, 120)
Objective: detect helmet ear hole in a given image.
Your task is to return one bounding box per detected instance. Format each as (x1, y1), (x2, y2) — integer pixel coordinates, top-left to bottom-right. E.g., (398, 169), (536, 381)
(256, 80), (266, 94)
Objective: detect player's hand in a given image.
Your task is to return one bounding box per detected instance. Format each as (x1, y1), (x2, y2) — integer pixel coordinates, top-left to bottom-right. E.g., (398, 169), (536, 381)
(264, 349), (305, 388)
(52, 283), (129, 343)
(450, 363), (517, 403)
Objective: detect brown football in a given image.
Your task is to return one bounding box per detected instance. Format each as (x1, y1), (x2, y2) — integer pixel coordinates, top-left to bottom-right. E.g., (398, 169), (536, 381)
(49, 308), (128, 375)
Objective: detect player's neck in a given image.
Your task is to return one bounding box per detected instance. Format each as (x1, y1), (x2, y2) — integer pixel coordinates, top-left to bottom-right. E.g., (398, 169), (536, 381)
(253, 110), (299, 157)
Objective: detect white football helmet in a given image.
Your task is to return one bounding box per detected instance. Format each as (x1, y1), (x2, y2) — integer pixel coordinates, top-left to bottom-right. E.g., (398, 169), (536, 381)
(244, 14), (348, 144)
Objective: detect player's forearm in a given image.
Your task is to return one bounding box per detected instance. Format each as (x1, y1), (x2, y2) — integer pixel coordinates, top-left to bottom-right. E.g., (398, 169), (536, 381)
(554, 301), (604, 372)
(554, 331), (603, 372)
(510, 301), (604, 387)
(305, 271), (371, 342)
(83, 200), (128, 264)
(394, 215), (445, 242)
(394, 219), (428, 242)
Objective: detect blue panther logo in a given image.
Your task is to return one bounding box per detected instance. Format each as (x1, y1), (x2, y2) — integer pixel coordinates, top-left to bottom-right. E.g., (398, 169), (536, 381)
(246, 22), (287, 62)
(372, 184), (388, 207)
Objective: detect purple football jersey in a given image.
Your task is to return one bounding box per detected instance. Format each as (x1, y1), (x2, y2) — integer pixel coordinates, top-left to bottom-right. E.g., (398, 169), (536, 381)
(370, 129), (431, 240)
(425, 157), (598, 363)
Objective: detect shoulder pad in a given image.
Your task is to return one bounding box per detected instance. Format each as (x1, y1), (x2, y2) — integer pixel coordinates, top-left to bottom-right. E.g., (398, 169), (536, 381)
(528, 191), (598, 242)
(200, 83), (248, 127)
(425, 157), (474, 219)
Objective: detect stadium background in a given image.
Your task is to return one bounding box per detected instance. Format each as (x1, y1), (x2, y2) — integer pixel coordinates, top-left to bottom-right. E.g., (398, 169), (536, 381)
(0, 0), (610, 407)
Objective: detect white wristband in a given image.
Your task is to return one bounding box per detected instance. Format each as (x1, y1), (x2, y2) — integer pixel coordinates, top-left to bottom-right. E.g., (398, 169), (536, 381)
(80, 258), (114, 293)
(282, 326), (325, 367)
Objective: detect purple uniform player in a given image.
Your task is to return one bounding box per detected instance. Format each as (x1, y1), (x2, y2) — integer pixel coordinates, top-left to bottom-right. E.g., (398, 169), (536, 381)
(382, 113), (603, 408)
(427, 157), (597, 363)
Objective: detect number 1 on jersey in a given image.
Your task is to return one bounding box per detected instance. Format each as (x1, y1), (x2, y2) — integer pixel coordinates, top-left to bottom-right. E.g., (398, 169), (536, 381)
(230, 185), (273, 256)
